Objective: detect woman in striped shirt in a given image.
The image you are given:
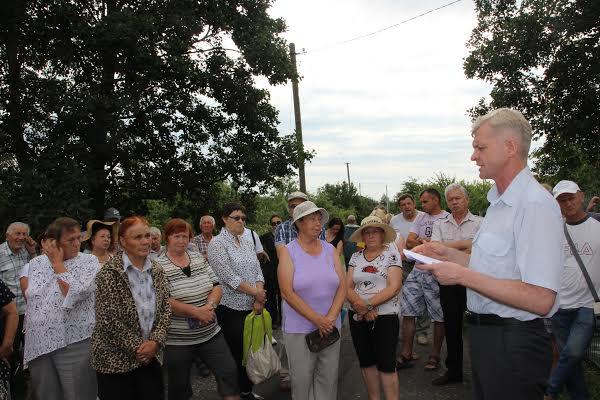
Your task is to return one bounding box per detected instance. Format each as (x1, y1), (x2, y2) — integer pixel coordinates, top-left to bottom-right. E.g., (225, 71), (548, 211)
(156, 218), (239, 400)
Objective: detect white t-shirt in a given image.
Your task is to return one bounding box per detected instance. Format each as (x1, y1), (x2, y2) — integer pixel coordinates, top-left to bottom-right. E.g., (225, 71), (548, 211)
(243, 228), (264, 254)
(349, 245), (402, 315)
(389, 211), (424, 241)
(559, 215), (600, 309)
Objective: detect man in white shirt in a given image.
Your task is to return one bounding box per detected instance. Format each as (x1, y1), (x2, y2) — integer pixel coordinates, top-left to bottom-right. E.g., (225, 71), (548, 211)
(418, 108), (563, 400)
(389, 194), (424, 242)
(545, 180), (600, 400)
(430, 184), (482, 385)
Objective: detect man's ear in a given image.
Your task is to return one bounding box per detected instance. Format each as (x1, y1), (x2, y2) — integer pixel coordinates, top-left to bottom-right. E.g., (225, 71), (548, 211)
(504, 134), (520, 158)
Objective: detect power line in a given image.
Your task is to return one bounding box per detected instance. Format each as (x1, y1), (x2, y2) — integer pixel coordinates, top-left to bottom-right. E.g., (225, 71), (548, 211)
(300, 0), (463, 55)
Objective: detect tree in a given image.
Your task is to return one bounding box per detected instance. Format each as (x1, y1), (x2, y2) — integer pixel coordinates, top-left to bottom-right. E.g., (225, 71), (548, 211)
(394, 173), (492, 216)
(464, 0), (600, 195)
(0, 0), (301, 234)
(314, 182), (377, 223)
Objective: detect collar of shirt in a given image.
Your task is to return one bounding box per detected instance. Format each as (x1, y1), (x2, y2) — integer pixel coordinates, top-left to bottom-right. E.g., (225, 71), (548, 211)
(0, 241), (23, 257)
(446, 211), (477, 227)
(487, 166), (532, 206)
(220, 227), (243, 244)
(122, 252), (152, 273)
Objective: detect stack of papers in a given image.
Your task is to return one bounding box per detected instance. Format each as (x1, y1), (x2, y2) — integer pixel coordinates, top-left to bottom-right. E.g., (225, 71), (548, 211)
(403, 249), (442, 265)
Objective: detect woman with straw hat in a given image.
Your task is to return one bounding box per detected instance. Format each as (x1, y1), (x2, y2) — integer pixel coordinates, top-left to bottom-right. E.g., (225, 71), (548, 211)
(81, 220), (118, 266)
(278, 201), (346, 400)
(347, 215), (403, 400)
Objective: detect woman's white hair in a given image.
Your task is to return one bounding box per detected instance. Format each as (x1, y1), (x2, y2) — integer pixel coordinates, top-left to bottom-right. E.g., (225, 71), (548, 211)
(149, 227), (162, 237)
(471, 108), (532, 161)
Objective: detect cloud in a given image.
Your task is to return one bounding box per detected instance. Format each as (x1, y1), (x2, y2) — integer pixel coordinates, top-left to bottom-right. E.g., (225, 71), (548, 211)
(264, 0), (493, 200)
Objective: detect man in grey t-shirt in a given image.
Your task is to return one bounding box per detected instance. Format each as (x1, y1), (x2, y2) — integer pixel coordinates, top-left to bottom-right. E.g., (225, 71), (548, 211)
(398, 189), (449, 370)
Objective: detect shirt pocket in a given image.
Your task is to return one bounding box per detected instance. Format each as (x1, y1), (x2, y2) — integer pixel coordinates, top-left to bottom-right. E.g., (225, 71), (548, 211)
(475, 232), (511, 257)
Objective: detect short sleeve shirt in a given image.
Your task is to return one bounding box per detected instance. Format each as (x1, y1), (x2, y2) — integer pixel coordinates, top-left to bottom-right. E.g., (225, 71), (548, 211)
(431, 211), (482, 242)
(410, 211), (450, 240)
(349, 245), (402, 315)
(389, 211), (424, 240)
(157, 252), (221, 345)
(558, 215), (600, 309)
(468, 167), (564, 320)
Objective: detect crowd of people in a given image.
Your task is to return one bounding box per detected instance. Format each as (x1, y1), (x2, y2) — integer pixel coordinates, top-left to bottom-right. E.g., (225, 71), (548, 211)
(0, 108), (599, 400)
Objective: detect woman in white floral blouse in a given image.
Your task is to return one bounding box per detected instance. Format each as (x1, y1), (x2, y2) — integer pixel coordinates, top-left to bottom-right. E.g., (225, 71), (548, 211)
(208, 202), (266, 400)
(24, 217), (100, 400)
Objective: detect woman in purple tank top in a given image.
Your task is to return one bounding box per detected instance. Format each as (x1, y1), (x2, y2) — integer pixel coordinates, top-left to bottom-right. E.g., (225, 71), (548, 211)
(278, 201), (346, 400)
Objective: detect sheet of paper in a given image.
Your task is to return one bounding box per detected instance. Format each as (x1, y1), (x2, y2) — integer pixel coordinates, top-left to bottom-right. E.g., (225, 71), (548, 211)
(403, 249), (442, 265)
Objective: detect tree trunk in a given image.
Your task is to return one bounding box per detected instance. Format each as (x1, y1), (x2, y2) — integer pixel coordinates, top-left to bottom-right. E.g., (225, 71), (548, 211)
(4, 0), (32, 168)
(87, 0), (117, 217)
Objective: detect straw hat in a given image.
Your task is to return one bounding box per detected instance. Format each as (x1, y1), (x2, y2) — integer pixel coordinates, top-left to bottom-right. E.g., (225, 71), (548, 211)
(292, 201), (329, 225)
(81, 219), (119, 243)
(349, 216), (396, 244)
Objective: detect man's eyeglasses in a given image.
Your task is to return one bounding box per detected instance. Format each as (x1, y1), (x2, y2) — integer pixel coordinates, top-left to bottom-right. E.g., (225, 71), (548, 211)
(271, 221), (282, 227)
(227, 215), (247, 222)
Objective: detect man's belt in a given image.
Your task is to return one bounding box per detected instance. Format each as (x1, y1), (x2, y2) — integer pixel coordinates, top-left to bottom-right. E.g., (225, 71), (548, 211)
(465, 311), (543, 326)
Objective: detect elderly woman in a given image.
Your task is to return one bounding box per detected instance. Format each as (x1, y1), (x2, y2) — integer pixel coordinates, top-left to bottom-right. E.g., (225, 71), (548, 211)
(347, 216), (403, 400)
(278, 201), (346, 400)
(91, 216), (171, 400)
(155, 218), (239, 400)
(82, 219), (117, 266)
(208, 202), (265, 400)
(24, 217), (99, 400)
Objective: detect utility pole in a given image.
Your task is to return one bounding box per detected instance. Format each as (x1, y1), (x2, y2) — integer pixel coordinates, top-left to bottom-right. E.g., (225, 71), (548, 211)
(386, 185), (389, 211)
(345, 162), (351, 187)
(290, 43), (306, 193)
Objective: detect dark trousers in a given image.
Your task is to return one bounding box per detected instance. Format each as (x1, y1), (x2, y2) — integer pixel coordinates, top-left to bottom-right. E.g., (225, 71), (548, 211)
(97, 359), (164, 400)
(439, 285), (466, 379)
(469, 317), (552, 400)
(263, 269), (281, 325)
(10, 314), (25, 399)
(216, 305), (253, 393)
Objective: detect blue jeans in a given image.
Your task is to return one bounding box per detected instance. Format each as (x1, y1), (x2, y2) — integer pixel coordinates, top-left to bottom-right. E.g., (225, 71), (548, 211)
(546, 307), (594, 399)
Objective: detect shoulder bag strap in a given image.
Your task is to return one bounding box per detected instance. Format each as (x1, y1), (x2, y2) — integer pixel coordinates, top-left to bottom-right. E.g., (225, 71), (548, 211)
(564, 222), (600, 302)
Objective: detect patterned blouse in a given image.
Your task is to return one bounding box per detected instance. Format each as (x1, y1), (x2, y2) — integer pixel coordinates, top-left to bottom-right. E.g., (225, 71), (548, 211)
(156, 251), (221, 345)
(208, 228), (264, 311)
(24, 253), (100, 364)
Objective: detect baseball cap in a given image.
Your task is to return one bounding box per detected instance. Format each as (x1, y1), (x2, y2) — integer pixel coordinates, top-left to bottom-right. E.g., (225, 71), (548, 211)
(552, 180), (580, 198)
(287, 191), (309, 201)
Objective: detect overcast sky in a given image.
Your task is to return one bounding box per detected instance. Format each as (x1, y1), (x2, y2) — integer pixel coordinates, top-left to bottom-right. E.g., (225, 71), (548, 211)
(262, 0), (493, 200)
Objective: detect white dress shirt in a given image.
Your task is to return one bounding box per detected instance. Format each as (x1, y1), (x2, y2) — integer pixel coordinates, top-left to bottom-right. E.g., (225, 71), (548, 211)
(467, 167), (564, 320)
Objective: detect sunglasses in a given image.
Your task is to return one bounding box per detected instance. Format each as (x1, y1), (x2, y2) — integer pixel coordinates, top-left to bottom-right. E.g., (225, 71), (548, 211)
(227, 215), (247, 222)
(271, 221), (282, 226)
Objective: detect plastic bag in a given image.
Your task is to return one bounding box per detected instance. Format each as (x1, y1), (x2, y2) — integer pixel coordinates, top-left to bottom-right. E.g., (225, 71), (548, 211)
(243, 310), (281, 384)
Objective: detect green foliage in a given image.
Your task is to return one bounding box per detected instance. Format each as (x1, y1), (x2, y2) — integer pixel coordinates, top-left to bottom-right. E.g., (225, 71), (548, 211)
(0, 0), (301, 233)
(394, 173), (493, 216)
(313, 182), (378, 224)
(464, 0), (600, 194)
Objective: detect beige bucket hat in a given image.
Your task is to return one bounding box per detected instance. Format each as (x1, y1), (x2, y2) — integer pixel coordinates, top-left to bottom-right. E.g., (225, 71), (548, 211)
(349, 215), (397, 244)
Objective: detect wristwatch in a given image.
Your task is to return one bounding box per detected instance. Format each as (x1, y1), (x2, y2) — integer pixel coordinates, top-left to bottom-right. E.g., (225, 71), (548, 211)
(366, 300), (373, 311)
(207, 300), (218, 310)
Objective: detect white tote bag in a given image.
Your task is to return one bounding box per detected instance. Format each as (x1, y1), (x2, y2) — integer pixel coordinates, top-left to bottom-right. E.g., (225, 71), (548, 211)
(246, 333), (281, 384)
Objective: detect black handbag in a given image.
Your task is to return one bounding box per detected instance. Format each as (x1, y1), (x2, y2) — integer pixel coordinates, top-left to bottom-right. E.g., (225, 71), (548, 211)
(305, 327), (340, 353)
